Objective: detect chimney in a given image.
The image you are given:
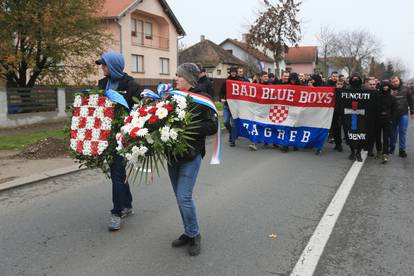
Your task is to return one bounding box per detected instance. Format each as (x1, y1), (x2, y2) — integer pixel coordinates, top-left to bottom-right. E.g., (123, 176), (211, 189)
(200, 35), (205, 42)
(242, 33), (248, 42)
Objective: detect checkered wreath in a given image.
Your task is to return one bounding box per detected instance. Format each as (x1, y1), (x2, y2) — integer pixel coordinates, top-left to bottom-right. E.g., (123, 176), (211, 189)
(69, 91), (128, 175)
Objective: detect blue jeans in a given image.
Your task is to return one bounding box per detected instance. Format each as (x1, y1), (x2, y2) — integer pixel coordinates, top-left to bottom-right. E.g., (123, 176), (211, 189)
(390, 114), (409, 151)
(168, 154), (202, 237)
(110, 153), (133, 216)
(223, 105), (237, 143)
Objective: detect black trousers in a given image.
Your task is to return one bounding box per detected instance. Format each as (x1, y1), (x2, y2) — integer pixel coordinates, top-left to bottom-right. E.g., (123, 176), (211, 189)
(375, 117), (391, 155)
(331, 111), (342, 146)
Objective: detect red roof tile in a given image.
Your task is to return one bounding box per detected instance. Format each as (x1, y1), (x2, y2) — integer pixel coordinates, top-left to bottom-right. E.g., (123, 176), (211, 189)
(97, 0), (136, 18)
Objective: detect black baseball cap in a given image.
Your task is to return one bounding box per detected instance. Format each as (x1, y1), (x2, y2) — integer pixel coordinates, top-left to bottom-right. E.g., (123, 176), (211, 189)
(95, 58), (106, 65)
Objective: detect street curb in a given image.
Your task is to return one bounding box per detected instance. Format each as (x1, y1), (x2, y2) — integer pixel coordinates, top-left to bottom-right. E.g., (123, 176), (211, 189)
(0, 165), (87, 192)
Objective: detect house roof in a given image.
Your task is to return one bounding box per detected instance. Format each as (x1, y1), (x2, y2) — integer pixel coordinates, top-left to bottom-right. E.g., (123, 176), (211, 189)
(97, 0), (185, 36)
(286, 46), (318, 64)
(220, 39), (274, 63)
(179, 39), (246, 68)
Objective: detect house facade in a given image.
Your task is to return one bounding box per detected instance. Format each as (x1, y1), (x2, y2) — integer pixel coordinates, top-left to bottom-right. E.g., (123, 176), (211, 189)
(220, 38), (274, 76)
(179, 37), (246, 79)
(94, 0), (185, 82)
(285, 46), (318, 74)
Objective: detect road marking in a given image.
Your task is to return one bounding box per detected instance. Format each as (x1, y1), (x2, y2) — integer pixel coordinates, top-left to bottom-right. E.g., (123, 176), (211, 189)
(290, 151), (367, 276)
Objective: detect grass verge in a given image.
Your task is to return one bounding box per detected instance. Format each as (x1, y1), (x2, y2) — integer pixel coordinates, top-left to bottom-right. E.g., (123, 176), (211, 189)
(0, 129), (65, 151)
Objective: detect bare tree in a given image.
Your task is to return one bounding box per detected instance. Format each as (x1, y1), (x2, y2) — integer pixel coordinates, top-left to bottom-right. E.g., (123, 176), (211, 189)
(329, 29), (382, 75)
(316, 26), (336, 77)
(247, 0), (301, 76)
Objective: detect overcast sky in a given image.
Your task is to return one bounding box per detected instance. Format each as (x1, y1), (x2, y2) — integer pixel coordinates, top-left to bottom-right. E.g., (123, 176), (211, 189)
(168, 0), (414, 78)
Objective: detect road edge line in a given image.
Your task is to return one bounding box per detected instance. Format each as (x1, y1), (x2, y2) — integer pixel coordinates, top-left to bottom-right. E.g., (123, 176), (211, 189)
(290, 151), (367, 276)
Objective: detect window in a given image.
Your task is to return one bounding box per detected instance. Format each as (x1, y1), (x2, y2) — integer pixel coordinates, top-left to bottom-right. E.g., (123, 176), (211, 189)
(131, 55), (144, 73)
(137, 20), (143, 44)
(217, 69), (222, 76)
(160, 58), (169, 74)
(144, 22), (153, 39)
(131, 18), (137, 36)
(226, 49), (233, 55)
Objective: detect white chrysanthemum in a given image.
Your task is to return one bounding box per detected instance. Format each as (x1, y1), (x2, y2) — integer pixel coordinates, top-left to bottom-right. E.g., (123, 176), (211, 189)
(98, 141), (108, 154)
(77, 129), (85, 140)
(101, 117), (112, 130)
(177, 110), (186, 120)
(156, 101), (165, 108)
(80, 106), (89, 117)
(145, 134), (154, 144)
(94, 107), (104, 118)
(137, 128), (148, 137)
(160, 126), (170, 135)
(71, 117), (80, 130)
(177, 101), (187, 110)
(104, 98), (113, 107)
(137, 146), (148, 156)
(83, 141), (92, 156)
(173, 95), (186, 104)
(155, 107), (168, 119)
(125, 153), (133, 161)
(73, 95), (82, 107)
(169, 129), (178, 140)
(85, 117), (95, 129)
(92, 129), (101, 140)
(89, 94), (99, 106)
(161, 133), (170, 142)
(70, 139), (77, 151)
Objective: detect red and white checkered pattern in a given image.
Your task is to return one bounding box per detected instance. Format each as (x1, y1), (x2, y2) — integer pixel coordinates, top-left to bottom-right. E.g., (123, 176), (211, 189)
(70, 95), (114, 156)
(269, 105), (289, 124)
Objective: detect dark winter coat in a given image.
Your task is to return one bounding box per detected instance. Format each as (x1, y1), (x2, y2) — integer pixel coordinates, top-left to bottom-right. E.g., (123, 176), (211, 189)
(173, 87), (218, 164)
(391, 85), (414, 118)
(98, 73), (141, 109)
(377, 89), (397, 121)
(196, 75), (214, 98)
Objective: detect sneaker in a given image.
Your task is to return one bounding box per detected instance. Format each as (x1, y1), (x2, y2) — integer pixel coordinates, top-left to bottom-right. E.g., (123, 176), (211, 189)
(348, 152), (356, 161)
(315, 149), (322, 155)
(187, 234), (201, 256)
(356, 152), (363, 162)
(382, 154), (388, 164)
(367, 151), (375, 157)
(249, 144), (257, 151)
(334, 145), (343, 152)
(108, 214), (121, 231)
(376, 152), (382, 159)
(389, 148), (395, 154)
(172, 234), (190, 248)
(399, 150), (407, 158)
(121, 208), (134, 218)
(229, 141), (235, 147)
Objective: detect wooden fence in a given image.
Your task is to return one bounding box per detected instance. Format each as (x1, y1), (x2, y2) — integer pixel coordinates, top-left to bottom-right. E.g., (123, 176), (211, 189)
(6, 87), (57, 114)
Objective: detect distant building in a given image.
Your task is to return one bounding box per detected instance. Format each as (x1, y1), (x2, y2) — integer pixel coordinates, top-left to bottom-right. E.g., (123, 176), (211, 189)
(220, 37), (274, 75)
(179, 36), (246, 79)
(285, 46), (318, 74)
(93, 0), (185, 81)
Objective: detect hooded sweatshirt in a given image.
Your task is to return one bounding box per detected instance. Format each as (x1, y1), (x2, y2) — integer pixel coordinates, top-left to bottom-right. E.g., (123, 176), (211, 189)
(98, 52), (140, 109)
(377, 81), (397, 121)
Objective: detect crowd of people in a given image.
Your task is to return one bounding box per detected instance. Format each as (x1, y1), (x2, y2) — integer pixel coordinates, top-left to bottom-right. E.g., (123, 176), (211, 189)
(217, 66), (414, 164)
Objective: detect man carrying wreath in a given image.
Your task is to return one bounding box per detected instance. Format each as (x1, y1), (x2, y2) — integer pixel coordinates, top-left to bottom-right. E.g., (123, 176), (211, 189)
(96, 52), (141, 231)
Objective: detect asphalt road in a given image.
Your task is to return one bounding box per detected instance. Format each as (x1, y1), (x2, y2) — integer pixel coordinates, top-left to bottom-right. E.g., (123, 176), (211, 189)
(0, 125), (413, 276)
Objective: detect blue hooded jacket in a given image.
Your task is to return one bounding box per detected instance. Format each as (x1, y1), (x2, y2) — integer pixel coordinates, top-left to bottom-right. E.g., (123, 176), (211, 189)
(101, 52), (125, 90)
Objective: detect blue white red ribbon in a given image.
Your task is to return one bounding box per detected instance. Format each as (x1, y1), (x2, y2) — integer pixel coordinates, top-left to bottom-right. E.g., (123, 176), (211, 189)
(143, 84), (221, 165)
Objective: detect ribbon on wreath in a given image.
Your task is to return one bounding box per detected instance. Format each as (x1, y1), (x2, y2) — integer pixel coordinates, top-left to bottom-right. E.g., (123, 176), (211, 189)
(141, 83), (222, 165)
